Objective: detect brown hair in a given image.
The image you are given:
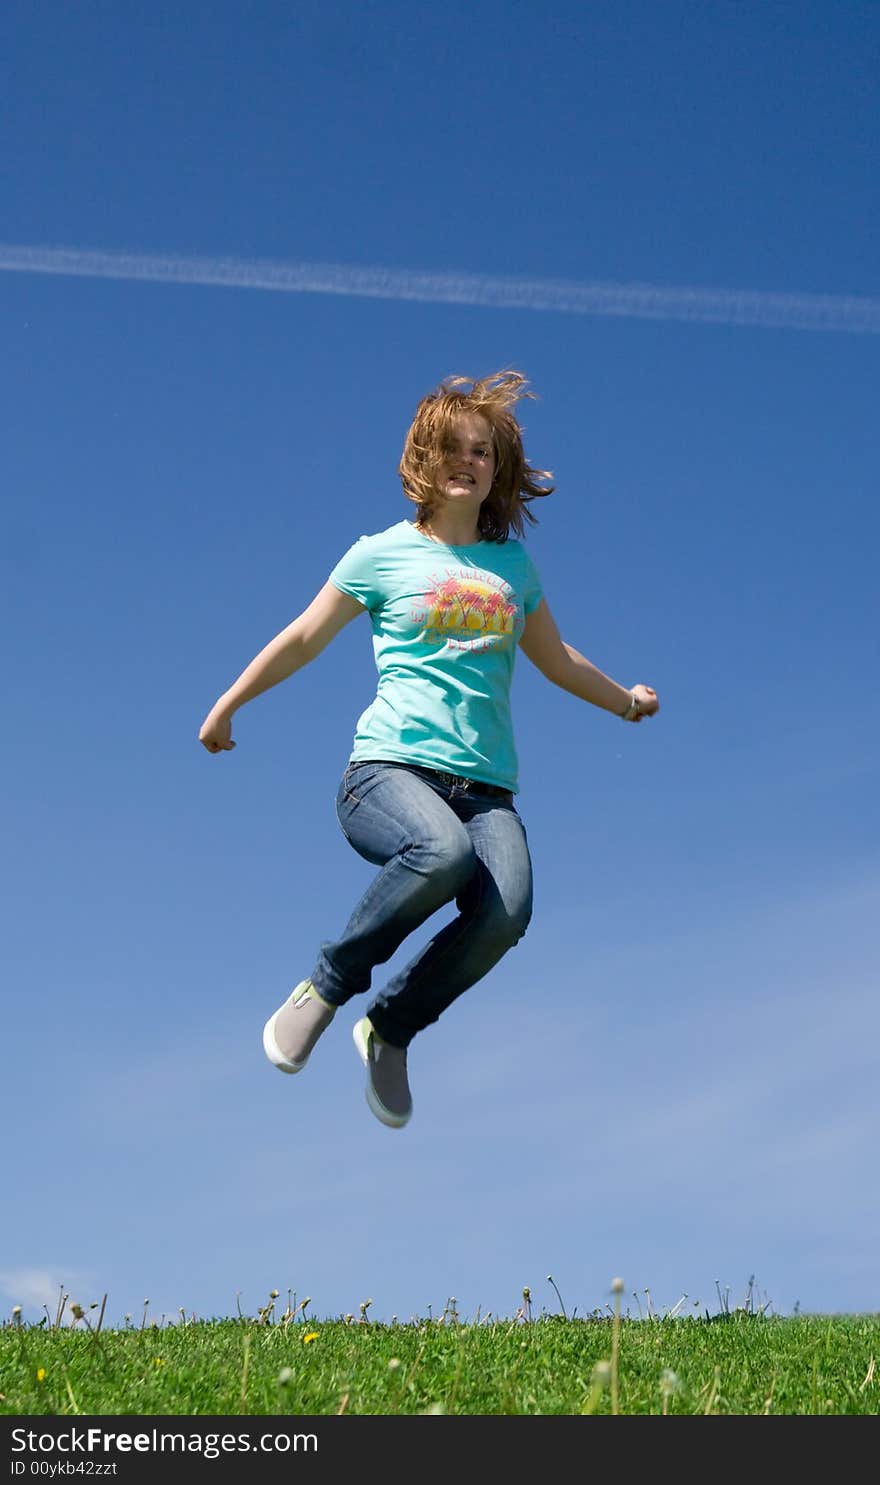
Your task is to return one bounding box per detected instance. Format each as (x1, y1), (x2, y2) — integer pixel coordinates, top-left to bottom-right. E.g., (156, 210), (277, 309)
(398, 370), (554, 542)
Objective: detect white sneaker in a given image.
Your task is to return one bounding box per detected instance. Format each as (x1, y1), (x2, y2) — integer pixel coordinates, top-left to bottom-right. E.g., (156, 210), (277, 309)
(263, 981), (336, 1073)
(352, 1017), (412, 1128)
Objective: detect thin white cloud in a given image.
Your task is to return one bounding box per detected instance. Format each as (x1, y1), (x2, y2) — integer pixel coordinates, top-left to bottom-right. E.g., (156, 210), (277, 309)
(2, 241), (879, 334)
(0, 1267), (81, 1314)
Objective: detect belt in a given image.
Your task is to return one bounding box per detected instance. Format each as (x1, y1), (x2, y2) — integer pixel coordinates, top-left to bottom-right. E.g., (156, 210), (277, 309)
(419, 766), (511, 798)
(352, 759), (513, 798)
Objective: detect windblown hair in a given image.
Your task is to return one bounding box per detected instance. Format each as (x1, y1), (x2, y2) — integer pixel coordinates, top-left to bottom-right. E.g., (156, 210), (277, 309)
(398, 370), (554, 542)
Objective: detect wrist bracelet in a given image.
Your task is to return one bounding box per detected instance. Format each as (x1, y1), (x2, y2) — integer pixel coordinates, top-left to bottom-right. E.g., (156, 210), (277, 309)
(621, 692), (640, 720)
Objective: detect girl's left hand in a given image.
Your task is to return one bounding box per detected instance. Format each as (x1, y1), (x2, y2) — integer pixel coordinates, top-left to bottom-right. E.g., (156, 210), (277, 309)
(629, 685), (659, 721)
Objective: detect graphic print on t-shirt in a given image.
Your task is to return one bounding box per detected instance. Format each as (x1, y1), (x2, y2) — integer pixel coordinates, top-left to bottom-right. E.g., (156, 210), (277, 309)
(412, 566), (522, 653)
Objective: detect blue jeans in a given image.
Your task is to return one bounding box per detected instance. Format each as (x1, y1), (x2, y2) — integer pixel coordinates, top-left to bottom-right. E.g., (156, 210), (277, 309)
(309, 760), (534, 1047)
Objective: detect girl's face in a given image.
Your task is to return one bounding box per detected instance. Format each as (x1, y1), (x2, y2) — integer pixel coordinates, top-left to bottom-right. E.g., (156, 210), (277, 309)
(435, 412), (496, 508)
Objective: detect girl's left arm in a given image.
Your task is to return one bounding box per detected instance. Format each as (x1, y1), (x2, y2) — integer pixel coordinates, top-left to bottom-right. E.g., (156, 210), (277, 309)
(519, 598), (659, 720)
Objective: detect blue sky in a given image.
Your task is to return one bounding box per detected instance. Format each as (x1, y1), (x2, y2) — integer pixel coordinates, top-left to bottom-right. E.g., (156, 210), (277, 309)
(2, 0), (878, 1328)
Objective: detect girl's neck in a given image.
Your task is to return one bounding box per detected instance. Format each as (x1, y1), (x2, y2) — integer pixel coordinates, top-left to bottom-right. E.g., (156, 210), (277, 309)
(416, 514), (482, 548)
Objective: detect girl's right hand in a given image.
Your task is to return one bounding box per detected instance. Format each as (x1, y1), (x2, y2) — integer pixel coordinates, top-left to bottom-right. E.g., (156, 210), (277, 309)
(199, 710), (236, 753)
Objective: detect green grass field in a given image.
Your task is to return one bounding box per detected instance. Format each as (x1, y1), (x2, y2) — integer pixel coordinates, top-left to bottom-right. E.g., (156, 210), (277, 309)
(3, 1303), (878, 1415)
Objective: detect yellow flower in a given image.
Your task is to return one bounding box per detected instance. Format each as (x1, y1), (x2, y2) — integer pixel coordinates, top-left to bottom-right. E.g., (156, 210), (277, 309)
(36, 1368), (47, 1382)
(153, 1357), (166, 1368)
(302, 1331), (320, 1344)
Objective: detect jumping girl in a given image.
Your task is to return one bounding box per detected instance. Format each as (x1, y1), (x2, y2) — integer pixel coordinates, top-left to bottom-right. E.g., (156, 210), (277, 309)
(199, 371), (659, 1129)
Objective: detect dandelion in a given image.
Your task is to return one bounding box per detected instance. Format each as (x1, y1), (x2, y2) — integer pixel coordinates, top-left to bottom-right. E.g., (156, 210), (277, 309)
(278, 1367), (293, 1385)
(546, 1274), (568, 1320)
(660, 1368), (681, 1415)
(36, 1368), (47, 1382)
(581, 1360), (611, 1415)
(153, 1358), (166, 1368)
(388, 1358), (401, 1370)
(610, 1277), (624, 1416)
(302, 1331), (320, 1344)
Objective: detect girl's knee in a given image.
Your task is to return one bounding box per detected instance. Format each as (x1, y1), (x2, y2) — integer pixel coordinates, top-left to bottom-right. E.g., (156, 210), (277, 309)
(504, 872), (533, 943)
(486, 894), (532, 952)
(507, 898), (533, 946)
(515, 896), (533, 940)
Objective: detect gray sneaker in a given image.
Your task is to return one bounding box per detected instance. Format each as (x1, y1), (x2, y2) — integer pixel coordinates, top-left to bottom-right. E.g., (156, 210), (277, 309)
(352, 1017), (412, 1128)
(263, 980), (336, 1073)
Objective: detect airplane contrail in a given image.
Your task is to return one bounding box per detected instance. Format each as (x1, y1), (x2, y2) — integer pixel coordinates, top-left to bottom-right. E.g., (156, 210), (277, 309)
(1, 241), (879, 334)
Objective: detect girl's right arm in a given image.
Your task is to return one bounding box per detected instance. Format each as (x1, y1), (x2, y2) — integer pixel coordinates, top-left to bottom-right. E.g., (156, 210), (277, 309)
(198, 582), (365, 752)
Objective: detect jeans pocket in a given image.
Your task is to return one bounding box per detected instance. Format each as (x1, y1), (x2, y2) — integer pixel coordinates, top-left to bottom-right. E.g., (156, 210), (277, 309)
(338, 760), (384, 809)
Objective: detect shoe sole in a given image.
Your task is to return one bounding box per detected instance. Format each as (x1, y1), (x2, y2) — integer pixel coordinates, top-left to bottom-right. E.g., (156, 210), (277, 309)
(352, 1018), (412, 1129)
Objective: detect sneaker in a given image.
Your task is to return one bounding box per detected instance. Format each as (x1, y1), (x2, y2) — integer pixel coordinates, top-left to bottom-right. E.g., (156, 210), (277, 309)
(263, 980), (336, 1073)
(352, 1017), (412, 1128)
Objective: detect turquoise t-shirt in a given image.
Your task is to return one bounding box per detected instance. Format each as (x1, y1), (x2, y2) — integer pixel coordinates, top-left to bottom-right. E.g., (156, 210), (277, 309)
(328, 520), (543, 793)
